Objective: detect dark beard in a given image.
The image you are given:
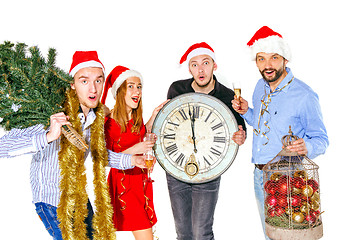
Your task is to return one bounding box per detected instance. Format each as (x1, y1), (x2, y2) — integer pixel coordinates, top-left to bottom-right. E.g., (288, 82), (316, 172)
(260, 67), (284, 83)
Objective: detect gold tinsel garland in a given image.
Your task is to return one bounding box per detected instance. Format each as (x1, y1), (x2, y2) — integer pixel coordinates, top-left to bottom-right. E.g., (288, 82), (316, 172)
(57, 88), (116, 239)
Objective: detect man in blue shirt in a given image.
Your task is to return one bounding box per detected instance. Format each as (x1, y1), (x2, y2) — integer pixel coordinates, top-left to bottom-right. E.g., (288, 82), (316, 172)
(232, 26), (329, 239)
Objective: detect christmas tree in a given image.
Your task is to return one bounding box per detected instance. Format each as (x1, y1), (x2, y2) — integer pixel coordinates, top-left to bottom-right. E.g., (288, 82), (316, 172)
(0, 41), (72, 130)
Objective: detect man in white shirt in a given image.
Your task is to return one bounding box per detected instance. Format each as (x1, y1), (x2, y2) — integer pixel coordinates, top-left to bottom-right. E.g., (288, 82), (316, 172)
(0, 51), (147, 240)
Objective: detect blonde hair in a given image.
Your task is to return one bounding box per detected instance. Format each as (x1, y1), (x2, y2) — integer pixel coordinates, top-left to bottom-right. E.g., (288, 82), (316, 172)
(112, 80), (143, 133)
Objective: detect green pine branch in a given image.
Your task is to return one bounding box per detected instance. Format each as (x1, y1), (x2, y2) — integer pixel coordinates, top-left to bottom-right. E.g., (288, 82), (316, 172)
(0, 41), (72, 130)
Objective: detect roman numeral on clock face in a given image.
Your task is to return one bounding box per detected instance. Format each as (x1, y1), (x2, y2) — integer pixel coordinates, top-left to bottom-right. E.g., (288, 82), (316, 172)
(193, 106), (200, 119)
(213, 136), (226, 143)
(168, 121), (179, 127)
(166, 143), (178, 156)
(203, 156), (211, 167)
(210, 147), (222, 157)
(175, 153), (185, 166)
(211, 123), (223, 131)
(205, 111), (213, 122)
(164, 133), (176, 140)
(179, 109), (188, 120)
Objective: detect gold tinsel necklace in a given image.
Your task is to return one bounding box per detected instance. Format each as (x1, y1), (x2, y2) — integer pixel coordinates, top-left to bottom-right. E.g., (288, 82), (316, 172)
(254, 76), (294, 145)
(57, 88), (116, 240)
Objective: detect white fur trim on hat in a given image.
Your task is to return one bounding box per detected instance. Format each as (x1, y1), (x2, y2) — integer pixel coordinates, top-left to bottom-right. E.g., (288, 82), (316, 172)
(110, 69), (143, 99)
(69, 60), (105, 76)
(185, 48), (216, 64)
(250, 35), (291, 61)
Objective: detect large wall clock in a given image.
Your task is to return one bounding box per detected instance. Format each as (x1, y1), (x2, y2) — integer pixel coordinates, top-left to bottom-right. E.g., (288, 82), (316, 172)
(152, 92), (239, 183)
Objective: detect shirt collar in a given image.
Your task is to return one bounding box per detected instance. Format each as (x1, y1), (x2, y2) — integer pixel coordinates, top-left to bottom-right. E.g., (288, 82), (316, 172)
(208, 75), (219, 96)
(78, 108), (96, 129)
(190, 75), (219, 95)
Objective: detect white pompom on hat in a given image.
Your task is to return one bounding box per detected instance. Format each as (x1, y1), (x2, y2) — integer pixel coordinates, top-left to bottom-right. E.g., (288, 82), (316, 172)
(101, 65), (143, 104)
(247, 26), (291, 61)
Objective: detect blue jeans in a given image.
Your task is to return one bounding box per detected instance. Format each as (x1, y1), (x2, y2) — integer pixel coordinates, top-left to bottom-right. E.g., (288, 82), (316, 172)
(166, 173), (220, 240)
(254, 167), (271, 240)
(35, 200), (94, 240)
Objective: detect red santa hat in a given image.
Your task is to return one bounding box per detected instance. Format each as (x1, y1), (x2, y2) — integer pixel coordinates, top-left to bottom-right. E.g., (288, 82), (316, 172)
(179, 42), (216, 65)
(101, 65), (143, 104)
(69, 51), (105, 76)
(247, 26), (291, 61)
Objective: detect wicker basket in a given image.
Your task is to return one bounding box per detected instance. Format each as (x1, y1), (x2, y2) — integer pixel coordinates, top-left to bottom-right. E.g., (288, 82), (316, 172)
(263, 127), (323, 240)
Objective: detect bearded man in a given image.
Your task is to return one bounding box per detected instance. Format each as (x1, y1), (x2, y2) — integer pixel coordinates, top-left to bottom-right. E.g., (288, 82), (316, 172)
(232, 26), (329, 239)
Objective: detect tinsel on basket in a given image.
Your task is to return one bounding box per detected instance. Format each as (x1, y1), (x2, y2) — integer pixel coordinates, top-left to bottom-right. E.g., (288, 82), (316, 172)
(263, 126), (323, 240)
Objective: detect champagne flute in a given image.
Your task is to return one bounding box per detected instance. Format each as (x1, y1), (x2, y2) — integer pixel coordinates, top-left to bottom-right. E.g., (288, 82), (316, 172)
(232, 81), (242, 111)
(143, 133), (156, 182)
(232, 81), (241, 100)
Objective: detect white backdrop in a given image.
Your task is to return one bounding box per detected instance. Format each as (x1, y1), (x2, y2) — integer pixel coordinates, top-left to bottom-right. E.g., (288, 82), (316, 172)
(0, 0), (358, 239)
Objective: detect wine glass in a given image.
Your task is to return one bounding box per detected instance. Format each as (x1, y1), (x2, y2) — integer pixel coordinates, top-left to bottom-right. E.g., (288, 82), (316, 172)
(143, 133), (156, 183)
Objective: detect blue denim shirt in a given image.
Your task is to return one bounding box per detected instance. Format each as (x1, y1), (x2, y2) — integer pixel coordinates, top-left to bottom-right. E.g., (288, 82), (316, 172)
(242, 67), (329, 164)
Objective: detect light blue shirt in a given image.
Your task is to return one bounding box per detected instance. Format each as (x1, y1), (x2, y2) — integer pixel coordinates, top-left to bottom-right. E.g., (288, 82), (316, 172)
(242, 68), (329, 164)
(0, 109), (134, 207)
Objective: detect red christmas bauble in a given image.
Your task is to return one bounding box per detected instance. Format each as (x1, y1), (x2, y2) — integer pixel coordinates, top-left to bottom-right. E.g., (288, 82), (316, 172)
(292, 177), (305, 189)
(266, 195), (277, 208)
(278, 179), (289, 195)
(264, 180), (277, 195)
(305, 213), (316, 223)
(275, 206), (285, 216)
(267, 207), (276, 218)
(307, 179), (319, 192)
(277, 194), (288, 207)
(290, 195), (301, 207)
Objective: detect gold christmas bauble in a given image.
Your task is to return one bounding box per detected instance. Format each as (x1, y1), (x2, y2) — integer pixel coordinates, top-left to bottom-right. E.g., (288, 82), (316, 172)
(292, 187), (302, 195)
(294, 170), (308, 180)
(292, 212), (305, 223)
(300, 202), (310, 214)
(270, 172), (282, 181)
(285, 206), (294, 216)
(311, 200), (320, 211)
(311, 191), (320, 202)
(302, 185), (314, 198)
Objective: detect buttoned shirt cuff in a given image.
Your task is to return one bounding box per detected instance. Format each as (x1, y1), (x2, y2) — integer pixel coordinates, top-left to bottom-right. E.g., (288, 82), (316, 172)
(107, 150), (134, 170)
(32, 132), (49, 151)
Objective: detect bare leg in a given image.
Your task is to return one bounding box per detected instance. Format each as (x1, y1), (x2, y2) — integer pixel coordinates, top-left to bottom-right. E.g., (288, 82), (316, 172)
(132, 228), (153, 240)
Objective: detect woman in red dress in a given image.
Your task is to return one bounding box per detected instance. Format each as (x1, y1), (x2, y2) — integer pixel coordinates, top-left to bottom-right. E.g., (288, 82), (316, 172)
(101, 65), (166, 240)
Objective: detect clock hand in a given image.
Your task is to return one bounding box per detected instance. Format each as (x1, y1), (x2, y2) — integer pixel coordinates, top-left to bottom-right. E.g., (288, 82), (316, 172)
(188, 104), (197, 153)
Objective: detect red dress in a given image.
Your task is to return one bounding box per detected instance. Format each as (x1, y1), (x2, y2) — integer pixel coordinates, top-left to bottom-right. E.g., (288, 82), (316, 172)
(104, 117), (157, 231)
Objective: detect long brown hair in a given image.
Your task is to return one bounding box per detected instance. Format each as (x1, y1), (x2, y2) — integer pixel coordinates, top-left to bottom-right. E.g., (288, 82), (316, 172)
(112, 80), (143, 133)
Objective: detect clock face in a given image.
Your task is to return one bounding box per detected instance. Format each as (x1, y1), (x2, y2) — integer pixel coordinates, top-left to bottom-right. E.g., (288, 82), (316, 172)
(152, 93), (239, 183)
